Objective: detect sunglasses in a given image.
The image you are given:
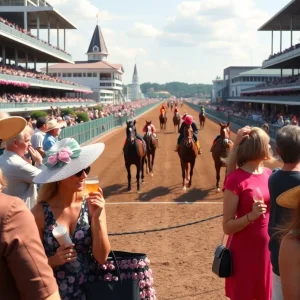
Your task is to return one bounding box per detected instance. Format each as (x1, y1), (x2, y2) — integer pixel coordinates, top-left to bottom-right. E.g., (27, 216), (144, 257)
(75, 167), (91, 177)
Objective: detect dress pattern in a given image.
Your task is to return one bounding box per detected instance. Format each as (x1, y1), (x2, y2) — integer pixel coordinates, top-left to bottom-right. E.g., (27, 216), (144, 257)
(42, 200), (97, 300)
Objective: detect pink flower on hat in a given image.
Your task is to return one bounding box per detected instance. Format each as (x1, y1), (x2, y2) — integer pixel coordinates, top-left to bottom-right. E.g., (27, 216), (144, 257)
(47, 147), (73, 166)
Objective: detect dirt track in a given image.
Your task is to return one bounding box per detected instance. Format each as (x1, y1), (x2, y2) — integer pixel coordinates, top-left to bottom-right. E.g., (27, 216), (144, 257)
(90, 104), (281, 300)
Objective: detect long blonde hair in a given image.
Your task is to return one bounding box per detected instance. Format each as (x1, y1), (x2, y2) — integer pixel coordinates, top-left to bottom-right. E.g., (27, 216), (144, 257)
(226, 127), (275, 167)
(37, 182), (58, 203)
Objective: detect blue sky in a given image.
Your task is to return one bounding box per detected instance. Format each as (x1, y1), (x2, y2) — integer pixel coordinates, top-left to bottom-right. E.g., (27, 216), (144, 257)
(46, 0), (296, 85)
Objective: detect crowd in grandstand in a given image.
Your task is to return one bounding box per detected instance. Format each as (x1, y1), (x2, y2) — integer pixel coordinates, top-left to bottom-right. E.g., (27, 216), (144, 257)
(267, 43), (300, 61)
(0, 17), (69, 55)
(0, 64), (80, 86)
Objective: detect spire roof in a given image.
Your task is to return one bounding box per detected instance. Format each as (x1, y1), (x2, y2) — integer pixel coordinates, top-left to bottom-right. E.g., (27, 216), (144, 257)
(87, 25), (108, 55)
(133, 64), (138, 77)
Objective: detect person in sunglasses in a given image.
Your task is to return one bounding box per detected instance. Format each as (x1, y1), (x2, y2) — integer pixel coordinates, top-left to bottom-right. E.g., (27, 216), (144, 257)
(31, 138), (111, 300)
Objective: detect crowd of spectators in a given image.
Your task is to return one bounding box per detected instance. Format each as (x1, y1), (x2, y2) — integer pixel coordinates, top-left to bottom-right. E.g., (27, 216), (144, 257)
(267, 43), (300, 61)
(0, 64), (81, 86)
(0, 17), (70, 55)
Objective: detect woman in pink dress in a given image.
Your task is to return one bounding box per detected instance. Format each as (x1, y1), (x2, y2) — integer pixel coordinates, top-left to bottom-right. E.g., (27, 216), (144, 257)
(223, 126), (274, 300)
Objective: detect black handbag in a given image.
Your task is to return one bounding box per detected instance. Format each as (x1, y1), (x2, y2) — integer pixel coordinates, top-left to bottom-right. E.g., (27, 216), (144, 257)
(84, 250), (156, 300)
(212, 234), (233, 278)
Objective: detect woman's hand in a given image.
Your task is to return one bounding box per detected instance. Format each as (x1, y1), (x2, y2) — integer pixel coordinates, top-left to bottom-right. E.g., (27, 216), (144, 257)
(50, 244), (77, 268)
(248, 201), (267, 221)
(87, 187), (105, 221)
(235, 126), (251, 147)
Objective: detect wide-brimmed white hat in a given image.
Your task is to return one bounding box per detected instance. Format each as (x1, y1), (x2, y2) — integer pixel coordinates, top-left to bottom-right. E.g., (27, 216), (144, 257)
(0, 117), (27, 141)
(277, 186), (300, 209)
(33, 138), (105, 184)
(46, 119), (67, 132)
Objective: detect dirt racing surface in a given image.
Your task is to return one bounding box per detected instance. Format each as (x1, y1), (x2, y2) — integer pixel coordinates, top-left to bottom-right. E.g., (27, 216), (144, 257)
(90, 104), (281, 300)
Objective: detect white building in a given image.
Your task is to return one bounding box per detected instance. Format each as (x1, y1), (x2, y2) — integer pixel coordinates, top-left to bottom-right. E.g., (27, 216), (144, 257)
(127, 64), (143, 101)
(43, 24), (124, 104)
(212, 79), (226, 103)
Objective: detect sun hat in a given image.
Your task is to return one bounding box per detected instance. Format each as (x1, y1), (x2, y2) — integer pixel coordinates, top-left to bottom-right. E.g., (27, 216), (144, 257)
(276, 186), (300, 209)
(33, 138), (105, 184)
(46, 119), (67, 132)
(184, 115), (193, 125)
(0, 117), (27, 141)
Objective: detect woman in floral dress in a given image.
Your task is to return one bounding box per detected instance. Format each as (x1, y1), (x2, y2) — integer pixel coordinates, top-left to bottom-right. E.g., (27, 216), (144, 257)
(31, 138), (110, 299)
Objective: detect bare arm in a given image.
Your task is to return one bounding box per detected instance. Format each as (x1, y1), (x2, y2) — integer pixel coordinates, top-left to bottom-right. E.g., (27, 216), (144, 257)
(223, 189), (267, 235)
(279, 236), (300, 300)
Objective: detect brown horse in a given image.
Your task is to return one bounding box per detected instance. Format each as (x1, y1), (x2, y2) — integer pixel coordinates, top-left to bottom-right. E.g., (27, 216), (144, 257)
(173, 113), (181, 132)
(211, 122), (233, 192)
(123, 120), (146, 192)
(143, 121), (158, 177)
(199, 114), (206, 130)
(178, 125), (198, 191)
(159, 112), (167, 132)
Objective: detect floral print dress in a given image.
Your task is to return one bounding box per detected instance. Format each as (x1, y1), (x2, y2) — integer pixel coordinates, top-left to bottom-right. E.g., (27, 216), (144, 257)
(41, 200), (97, 300)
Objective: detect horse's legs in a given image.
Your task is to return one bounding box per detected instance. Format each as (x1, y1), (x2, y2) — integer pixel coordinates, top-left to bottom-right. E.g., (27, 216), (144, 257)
(146, 153), (150, 174)
(215, 163), (221, 192)
(136, 163), (141, 192)
(126, 163), (131, 192)
(180, 160), (187, 191)
(189, 160), (195, 188)
(141, 156), (145, 184)
(151, 150), (155, 176)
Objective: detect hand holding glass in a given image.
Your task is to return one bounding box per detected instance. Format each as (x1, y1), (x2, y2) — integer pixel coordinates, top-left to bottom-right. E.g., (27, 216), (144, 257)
(85, 176), (99, 195)
(252, 187), (266, 219)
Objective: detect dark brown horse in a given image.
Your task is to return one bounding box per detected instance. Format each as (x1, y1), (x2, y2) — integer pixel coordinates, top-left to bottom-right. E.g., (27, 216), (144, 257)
(178, 125), (198, 191)
(199, 114), (206, 130)
(159, 112), (167, 132)
(123, 120), (146, 192)
(211, 122), (233, 192)
(173, 113), (181, 132)
(143, 121), (158, 177)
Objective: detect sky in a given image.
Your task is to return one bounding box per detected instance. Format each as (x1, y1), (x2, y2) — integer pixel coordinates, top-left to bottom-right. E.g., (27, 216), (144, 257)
(44, 0), (298, 85)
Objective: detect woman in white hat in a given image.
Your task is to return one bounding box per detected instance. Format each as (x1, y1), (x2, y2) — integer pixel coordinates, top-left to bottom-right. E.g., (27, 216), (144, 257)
(31, 138), (110, 300)
(277, 187), (300, 300)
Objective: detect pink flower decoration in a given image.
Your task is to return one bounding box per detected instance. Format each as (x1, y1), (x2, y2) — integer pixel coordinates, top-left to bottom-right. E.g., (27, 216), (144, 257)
(132, 259), (138, 264)
(132, 273), (138, 280)
(112, 276), (119, 281)
(138, 272), (144, 280)
(57, 147), (72, 164)
(104, 273), (112, 281)
(99, 264), (107, 270)
(47, 154), (58, 166)
(108, 264), (115, 271)
(139, 280), (146, 289)
(140, 290), (146, 299)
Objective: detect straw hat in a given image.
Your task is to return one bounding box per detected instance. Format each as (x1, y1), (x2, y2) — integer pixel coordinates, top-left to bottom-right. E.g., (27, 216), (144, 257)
(0, 117), (27, 141)
(46, 119), (67, 132)
(276, 186), (300, 209)
(33, 138), (105, 184)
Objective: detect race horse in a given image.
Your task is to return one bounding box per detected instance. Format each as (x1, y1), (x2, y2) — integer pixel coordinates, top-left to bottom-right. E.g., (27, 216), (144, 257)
(199, 114), (206, 130)
(123, 120), (146, 192)
(143, 121), (158, 177)
(180, 101), (183, 108)
(159, 112), (167, 132)
(211, 122), (234, 192)
(178, 125), (198, 191)
(173, 112), (181, 132)
(170, 102), (174, 112)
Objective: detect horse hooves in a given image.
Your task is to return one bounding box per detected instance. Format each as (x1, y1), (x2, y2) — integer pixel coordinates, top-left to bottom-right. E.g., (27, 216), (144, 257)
(182, 186), (187, 192)
(142, 180), (145, 184)
(217, 188), (221, 193)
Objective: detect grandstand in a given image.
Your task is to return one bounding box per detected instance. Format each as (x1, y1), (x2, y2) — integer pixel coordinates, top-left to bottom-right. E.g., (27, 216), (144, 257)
(0, 0), (93, 115)
(227, 0), (300, 119)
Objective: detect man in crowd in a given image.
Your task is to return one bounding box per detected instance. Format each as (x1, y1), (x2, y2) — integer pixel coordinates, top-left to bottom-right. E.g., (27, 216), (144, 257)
(0, 125), (42, 209)
(0, 116), (60, 300)
(268, 125), (300, 300)
(43, 119), (66, 151)
(31, 117), (48, 158)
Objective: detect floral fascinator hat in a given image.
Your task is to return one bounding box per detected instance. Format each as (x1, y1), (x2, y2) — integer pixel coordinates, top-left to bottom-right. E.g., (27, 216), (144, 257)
(33, 138), (105, 184)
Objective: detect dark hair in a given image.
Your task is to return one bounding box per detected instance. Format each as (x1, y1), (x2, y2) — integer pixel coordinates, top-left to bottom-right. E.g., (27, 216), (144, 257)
(276, 125), (300, 163)
(36, 117), (47, 129)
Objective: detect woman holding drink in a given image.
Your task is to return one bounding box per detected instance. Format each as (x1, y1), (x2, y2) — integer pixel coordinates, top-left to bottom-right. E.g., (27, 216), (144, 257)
(31, 138), (110, 300)
(222, 127), (274, 300)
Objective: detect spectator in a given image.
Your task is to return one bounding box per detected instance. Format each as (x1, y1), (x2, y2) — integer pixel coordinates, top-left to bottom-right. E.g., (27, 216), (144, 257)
(24, 115), (33, 129)
(268, 125), (300, 300)
(0, 116), (60, 300)
(43, 119), (66, 151)
(31, 117), (48, 158)
(0, 125), (43, 209)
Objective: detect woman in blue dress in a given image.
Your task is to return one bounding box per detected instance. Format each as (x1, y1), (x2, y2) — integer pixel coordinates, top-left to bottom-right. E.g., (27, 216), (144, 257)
(31, 138), (111, 300)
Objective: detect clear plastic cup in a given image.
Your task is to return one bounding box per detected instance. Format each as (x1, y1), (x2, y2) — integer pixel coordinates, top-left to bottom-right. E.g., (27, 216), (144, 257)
(52, 225), (73, 246)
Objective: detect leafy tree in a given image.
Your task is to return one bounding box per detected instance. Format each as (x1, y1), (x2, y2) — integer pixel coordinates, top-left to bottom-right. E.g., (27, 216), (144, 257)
(61, 108), (75, 116)
(30, 111), (47, 119)
(76, 112), (89, 123)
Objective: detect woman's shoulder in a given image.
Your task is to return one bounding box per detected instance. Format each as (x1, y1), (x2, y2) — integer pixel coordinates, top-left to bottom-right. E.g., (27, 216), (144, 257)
(262, 167), (272, 176)
(281, 233), (300, 256)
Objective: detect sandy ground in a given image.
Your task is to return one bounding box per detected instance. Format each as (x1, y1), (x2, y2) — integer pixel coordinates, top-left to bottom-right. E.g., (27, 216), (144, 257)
(89, 104), (281, 300)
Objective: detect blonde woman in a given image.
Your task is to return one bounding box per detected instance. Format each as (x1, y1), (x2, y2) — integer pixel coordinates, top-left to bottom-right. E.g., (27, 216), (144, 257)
(223, 127), (274, 300)
(31, 138), (110, 300)
(277, 187), (300, 300)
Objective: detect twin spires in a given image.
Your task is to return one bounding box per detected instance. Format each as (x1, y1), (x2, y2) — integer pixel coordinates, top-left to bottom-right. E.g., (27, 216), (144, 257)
(87, 25), (108, 61)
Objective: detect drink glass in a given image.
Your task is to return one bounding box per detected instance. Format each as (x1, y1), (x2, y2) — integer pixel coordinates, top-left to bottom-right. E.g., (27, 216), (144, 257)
(252, 187), (266, 219)
(52, 225), (73, 246)
(85, 176), (99, 195)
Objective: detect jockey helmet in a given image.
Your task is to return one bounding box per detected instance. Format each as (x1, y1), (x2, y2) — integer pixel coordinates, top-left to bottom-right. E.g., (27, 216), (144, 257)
(184, 115), (193, 125)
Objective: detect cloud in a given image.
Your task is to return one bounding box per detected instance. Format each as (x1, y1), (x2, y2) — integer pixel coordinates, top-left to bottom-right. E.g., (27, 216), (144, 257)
(128, 23), (162, 38)
(144, 61), (155, 67)
(109, 46), (147, 59)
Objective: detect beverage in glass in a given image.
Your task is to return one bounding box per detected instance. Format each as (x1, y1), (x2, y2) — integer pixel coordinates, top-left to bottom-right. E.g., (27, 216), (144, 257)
(252, 187), (266, 219)
(85, 176), (99, 194)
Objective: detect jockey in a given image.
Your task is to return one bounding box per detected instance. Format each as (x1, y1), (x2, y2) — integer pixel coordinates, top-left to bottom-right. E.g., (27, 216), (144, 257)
(142, 121), (158, 139)
(175, 115), (202, 154)
(174, 106), (179, 115)
(160, 104), (167, 115)
(200, 106), (205, 115)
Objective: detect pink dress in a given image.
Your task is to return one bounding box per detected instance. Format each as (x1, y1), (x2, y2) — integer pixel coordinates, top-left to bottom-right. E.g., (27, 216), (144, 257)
(224, 168), (272, 300)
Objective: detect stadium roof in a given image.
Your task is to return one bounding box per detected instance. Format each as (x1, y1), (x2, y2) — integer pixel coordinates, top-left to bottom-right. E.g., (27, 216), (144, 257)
(238, 68), (294, 76)
(259, 0), (300, 31)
